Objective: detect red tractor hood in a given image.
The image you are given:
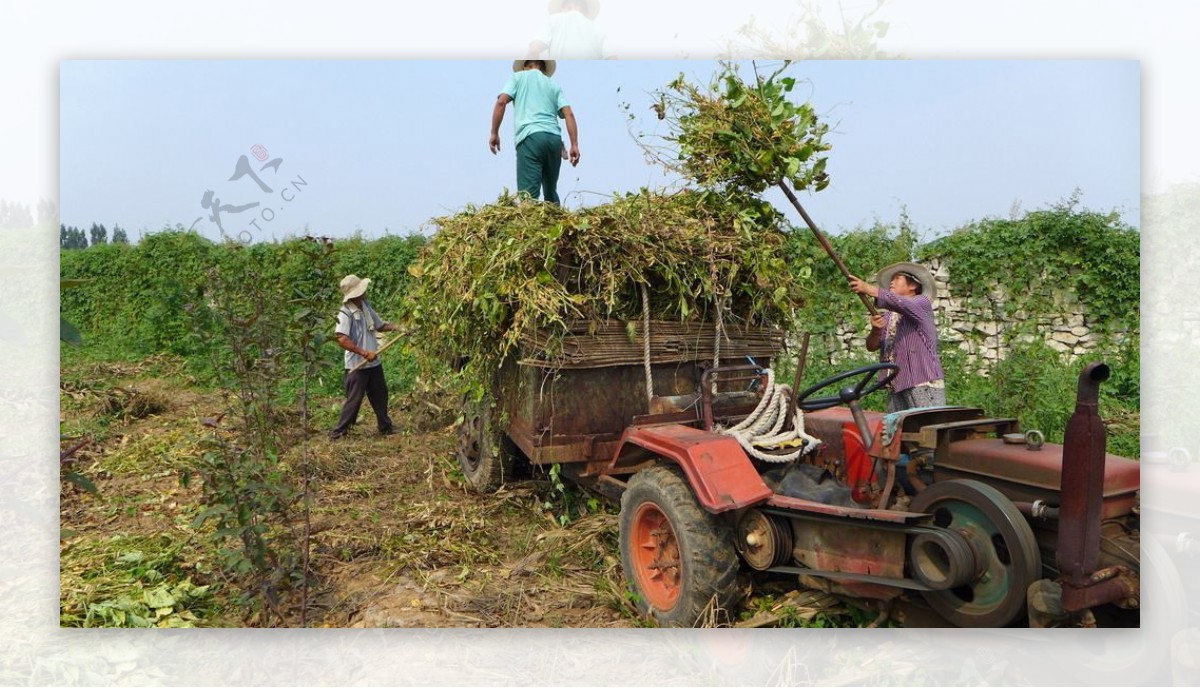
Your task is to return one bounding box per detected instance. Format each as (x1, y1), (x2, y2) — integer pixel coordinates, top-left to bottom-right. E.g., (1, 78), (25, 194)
(939, 438), (1140, 519)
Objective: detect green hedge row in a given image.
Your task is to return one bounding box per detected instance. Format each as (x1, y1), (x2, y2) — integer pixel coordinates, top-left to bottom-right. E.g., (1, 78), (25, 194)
(61, 231), (426, 363)
(60, 204), (1139, 454)
(62, 203), (1137, 364)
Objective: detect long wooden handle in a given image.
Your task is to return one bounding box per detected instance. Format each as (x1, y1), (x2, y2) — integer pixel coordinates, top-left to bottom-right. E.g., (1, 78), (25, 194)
(777, 181), (878, 317)
(348, 336), (400, 373)
(787, 332), (811, 421)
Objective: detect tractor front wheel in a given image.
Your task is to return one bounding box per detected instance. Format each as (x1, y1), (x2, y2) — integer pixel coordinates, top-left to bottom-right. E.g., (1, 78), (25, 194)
(619, 464), (742, 627)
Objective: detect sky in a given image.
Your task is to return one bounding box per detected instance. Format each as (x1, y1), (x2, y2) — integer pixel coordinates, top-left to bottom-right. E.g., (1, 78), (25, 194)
(59, 59), (1140, 243)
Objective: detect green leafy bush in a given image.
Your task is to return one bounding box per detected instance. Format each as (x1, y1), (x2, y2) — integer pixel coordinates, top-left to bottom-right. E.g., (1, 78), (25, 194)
(653, 61), (832, 194)
(60, 230), (429, 397)
(923, 195), (1139, 332)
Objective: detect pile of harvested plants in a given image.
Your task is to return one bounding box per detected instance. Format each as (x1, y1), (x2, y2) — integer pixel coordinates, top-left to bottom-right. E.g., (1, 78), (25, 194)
(404, 188), (807, 390)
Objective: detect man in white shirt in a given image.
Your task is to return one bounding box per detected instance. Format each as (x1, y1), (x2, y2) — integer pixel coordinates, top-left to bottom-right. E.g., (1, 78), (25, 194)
(330, 274), (400, 439)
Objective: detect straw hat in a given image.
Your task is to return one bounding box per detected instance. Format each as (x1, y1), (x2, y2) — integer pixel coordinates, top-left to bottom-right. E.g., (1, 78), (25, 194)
(339, 274), (371, 302)
(548, 0), (600, 19)
(876, 262), (936, 300)
(512, 59), (557, 77)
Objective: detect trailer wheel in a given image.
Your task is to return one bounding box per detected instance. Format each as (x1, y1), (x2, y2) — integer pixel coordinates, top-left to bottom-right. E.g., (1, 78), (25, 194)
(455, 395), (514, 494)
(619, 465), (741, 626)
(910, 479), (1041, 627)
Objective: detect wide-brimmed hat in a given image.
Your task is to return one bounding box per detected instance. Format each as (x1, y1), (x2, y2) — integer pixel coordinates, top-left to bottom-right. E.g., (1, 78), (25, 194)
(876, 262), (936, 300)
(339, 274), (370, 302)
(548, 0), (600, 19)
(512, 59), (557, 77)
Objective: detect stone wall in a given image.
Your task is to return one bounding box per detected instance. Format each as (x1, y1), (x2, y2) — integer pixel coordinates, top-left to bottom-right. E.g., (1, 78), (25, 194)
(823, 258), (1130, 368)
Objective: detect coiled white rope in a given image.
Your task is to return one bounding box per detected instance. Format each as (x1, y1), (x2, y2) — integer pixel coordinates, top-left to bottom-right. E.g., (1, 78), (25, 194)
(718, 368), (821, 463)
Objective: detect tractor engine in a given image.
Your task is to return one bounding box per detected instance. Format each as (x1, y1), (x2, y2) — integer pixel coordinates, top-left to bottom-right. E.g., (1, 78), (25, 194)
(762, 362), (1140, 626)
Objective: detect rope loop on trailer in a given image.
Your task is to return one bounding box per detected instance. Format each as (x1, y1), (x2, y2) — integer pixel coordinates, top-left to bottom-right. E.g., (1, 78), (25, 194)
(641, 283), (653, 403)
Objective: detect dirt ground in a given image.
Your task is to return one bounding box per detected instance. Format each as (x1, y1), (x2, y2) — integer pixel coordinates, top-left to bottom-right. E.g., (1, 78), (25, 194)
(58, 356), (860, 629)
(61, 363), (625, 627)
(298, 431), (636, 629)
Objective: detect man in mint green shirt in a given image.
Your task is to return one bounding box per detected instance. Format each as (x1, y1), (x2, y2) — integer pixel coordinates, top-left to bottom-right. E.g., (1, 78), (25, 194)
(489, 60), (580, 204)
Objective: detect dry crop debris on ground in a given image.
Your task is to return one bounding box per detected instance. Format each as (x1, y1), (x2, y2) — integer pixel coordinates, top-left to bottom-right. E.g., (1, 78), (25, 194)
(59, 359), (861, 628)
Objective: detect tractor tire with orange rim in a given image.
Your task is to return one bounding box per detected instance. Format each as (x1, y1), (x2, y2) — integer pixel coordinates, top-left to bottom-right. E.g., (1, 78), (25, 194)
(618, 464), (741, 626)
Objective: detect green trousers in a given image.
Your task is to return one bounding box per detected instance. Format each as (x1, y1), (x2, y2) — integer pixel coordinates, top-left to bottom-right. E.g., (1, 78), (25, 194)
(516, 131), (563, 204)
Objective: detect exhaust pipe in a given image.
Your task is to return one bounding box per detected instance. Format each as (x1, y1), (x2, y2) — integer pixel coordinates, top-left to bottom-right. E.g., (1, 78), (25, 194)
(1055, 362), (1138, 614)
(1057, 361), (1109, 588)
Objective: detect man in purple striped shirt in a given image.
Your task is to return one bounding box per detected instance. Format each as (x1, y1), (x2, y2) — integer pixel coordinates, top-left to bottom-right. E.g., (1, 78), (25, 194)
(849, 262), (946, 413)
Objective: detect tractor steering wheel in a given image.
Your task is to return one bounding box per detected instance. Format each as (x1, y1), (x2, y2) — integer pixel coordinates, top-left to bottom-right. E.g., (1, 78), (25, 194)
(795, 363), (899, 412)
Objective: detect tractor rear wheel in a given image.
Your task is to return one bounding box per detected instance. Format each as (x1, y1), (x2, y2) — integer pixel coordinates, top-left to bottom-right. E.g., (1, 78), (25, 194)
(455, 395), (515, 493)
(619, 464), (741, 627)
(910, 479), (1041, 627)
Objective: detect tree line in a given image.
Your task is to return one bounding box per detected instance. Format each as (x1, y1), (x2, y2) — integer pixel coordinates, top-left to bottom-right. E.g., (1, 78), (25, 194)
(60, 222), (129, 249)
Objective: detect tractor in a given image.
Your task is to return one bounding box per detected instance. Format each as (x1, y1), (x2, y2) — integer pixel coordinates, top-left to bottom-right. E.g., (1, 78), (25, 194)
(455, 320), (1139, 627)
